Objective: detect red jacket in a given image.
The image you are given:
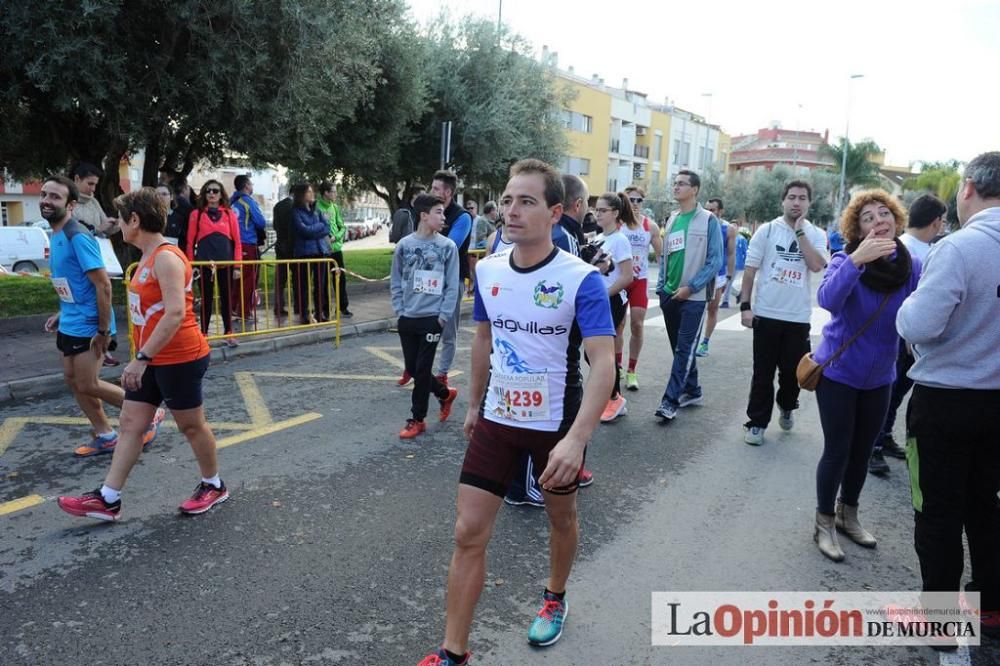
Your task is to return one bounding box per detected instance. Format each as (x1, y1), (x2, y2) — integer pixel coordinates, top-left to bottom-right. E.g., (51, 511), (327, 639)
(185, 207), (242, 264)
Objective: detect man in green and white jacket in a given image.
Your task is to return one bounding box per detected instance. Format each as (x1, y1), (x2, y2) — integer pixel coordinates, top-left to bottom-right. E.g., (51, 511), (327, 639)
(317, 181), (351, 318)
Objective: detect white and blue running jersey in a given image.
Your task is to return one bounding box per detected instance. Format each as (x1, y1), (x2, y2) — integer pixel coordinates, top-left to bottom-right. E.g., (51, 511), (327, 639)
(473, 246), (614, 432)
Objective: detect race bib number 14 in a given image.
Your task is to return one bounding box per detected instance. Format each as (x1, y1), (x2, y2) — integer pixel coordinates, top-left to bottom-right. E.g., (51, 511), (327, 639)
(413, 270), (444, 295)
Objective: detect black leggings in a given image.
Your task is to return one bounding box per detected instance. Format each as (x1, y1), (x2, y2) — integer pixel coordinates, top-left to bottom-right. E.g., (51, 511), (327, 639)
(609, 295), (626, 398)
(198, 266), (233, 335)
(814, 376), (891, 514)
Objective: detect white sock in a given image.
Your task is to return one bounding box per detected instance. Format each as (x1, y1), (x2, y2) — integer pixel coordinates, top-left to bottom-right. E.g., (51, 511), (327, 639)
(202, 475), (221, 489)
(100, 485), (121, 503)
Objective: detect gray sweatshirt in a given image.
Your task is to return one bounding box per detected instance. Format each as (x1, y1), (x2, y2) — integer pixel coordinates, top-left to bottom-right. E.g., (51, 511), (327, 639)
(390, 232), (460, 321)
(896, 206), (1000, 389)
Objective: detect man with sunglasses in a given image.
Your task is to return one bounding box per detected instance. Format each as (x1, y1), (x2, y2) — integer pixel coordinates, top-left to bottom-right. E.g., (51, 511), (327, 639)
(653, 170), (723, 422)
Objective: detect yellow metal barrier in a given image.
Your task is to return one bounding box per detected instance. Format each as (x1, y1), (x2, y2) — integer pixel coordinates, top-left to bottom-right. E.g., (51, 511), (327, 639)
(124, 258), (341, 358)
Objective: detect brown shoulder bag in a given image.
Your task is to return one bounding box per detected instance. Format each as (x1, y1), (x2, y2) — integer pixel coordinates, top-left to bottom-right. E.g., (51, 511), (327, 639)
(796, 294), (891, 391)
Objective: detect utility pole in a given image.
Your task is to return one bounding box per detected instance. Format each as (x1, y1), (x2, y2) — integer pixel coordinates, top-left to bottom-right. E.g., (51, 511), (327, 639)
(440, 121), (452, 170)
(838, 74), (864, 212)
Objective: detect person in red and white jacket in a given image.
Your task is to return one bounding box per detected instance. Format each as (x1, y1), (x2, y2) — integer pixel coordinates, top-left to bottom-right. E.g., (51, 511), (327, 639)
(185, 180), (241, 346)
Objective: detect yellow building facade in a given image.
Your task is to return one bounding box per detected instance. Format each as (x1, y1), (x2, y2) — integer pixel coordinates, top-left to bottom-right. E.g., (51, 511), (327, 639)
(555, 69), (727, 199)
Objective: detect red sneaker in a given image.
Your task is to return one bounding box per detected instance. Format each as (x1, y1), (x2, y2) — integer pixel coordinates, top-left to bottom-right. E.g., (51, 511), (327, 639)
(57, 489), (121, 521)
(397, 370), (412, 386)
(435, 373), (449, 387)
(399, 419), (426, 439)
(142, 407), (166, 448)
(417, 648), (470, 666)
(439, 388), (459, 422)
(578, 469), (594, 488)
(178, 481), (229, 515)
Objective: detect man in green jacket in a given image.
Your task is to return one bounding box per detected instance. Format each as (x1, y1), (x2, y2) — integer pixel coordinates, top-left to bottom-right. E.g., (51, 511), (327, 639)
(317, 181), (352, 318)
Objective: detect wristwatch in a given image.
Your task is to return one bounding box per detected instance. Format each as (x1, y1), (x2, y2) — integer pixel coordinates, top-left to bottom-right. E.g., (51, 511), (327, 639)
(740, 302), (752, 312)
(97, 329), (111, 337)
(135, 351), (154, 362)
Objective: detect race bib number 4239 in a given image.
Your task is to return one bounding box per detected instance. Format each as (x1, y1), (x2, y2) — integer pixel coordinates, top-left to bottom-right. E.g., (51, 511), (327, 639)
(491, 371), (550, 422)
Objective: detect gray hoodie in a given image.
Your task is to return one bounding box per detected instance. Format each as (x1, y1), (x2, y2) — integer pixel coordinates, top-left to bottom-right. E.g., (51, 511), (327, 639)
(896, 206), (1000, 389)
(390, 232), (460, 321)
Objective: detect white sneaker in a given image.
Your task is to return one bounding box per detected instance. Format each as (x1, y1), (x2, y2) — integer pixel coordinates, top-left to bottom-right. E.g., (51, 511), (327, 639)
(744, 426), (765, 446)
(778, 409), (794, 431)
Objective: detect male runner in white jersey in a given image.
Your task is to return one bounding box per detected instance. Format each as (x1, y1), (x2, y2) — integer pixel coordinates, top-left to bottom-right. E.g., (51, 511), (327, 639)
(418, 159), (615, 666)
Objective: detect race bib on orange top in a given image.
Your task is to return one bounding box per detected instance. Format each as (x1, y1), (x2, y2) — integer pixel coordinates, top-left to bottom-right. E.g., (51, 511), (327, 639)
(127, 290), (146, 326)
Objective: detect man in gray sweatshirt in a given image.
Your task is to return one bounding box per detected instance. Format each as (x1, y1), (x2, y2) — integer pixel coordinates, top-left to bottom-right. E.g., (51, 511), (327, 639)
(391, 194), (461, 440)
(896, 151), (1000, 640)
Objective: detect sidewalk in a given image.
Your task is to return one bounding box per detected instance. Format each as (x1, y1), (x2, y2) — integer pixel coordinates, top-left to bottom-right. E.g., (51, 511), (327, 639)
(0, 279), (401, 403)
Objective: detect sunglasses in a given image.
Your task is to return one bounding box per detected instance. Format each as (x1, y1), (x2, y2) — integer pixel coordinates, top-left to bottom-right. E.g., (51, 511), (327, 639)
(205, 188), (221, 194)
(629, 197), (644, 204)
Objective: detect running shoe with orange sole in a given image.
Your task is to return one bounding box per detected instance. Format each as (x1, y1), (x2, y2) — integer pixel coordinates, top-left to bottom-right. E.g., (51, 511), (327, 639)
(439, 387), (459, 422)
(399, 419), (426, 439)
(600, 394), (627, 423)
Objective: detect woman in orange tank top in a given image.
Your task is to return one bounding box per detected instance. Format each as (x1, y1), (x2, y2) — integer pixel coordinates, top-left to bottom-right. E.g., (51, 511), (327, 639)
(57, 188), (229, 522)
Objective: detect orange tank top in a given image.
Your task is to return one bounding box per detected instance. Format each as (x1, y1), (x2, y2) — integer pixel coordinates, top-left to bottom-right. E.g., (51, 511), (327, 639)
(129, 244), (210, 365)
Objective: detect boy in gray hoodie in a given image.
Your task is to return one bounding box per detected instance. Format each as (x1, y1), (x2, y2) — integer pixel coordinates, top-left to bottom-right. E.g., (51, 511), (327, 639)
(896, 151), (1000, 640)
(391, 194), (461, 439)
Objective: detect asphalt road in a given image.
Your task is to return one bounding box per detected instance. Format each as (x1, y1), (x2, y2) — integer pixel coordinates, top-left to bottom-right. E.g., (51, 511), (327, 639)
(0, 307), (995, 666)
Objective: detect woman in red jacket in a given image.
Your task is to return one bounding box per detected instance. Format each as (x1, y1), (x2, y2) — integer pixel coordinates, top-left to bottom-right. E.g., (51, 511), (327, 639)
(185, 180), (241, 346)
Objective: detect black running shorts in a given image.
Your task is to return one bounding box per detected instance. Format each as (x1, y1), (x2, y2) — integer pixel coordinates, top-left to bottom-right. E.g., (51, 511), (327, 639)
(125, 354), (210, 411)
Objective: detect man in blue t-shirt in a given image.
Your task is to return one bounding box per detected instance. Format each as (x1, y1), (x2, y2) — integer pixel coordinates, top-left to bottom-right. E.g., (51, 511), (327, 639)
(418, 159), (614, 666)
(41, 176), (161, 457)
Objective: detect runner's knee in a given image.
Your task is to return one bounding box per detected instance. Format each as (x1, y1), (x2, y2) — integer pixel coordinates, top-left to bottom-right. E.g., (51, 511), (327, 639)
(454, 515), (492, 551)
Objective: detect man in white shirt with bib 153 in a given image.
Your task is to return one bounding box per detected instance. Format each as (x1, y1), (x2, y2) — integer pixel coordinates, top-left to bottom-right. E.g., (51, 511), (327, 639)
(739, 180), (828, 446)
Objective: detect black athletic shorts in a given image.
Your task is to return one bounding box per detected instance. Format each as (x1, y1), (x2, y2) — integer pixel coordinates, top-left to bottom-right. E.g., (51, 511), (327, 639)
(56, 332), (118, 357)
(56, 332), (92, 357)
(460, 418), (586, 497)
(125, 354), (210, 411)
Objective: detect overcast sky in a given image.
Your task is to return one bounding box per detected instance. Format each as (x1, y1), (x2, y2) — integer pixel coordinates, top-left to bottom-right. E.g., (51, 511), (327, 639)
(406, 0), (999, 168)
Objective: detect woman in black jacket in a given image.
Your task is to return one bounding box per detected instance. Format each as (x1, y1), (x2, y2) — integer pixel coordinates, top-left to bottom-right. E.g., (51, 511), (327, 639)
(290, 183), (333, 324)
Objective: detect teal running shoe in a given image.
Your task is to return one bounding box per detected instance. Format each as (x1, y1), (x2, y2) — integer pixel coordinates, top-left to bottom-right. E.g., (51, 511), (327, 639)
(527, 591), (568, 647)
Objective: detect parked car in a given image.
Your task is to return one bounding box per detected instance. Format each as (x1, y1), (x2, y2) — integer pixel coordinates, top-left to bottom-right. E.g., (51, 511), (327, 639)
(23, 218), (53, 236)
(0, 226), (51, 273)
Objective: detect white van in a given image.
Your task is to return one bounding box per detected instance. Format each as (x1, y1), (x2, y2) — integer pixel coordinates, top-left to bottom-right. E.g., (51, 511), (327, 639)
(0, 226), (51, 273)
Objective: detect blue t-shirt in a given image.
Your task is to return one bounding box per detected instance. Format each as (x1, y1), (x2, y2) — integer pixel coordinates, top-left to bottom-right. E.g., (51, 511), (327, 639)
(735, 235), (749, 271)
(473, 247), (614, 432)
(50, 220), (116, 337)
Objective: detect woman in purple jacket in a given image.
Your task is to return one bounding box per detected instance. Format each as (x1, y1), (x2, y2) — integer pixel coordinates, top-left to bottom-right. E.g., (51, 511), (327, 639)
(812, 190), (921, 562)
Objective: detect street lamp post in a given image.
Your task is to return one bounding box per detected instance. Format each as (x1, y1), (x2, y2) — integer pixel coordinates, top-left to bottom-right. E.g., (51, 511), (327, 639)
(701, 92), (713, 170)
(838, 74), (864, 212)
